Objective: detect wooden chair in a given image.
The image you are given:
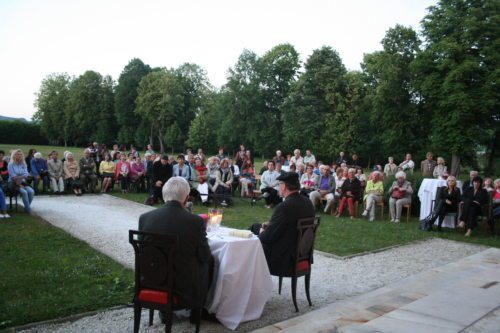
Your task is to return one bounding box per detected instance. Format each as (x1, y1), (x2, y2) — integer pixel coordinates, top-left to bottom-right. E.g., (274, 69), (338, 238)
(402, 203), (411, 222)
(4, 184), (18, 212)
(250, 175), (262, 206)
(129, 230), (201, 333)
(276, 216), (321, 312)
(365, 200), (384, 220)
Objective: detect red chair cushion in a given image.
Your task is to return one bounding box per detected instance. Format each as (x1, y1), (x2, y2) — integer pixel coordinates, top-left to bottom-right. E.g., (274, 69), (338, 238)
(138, 289), (178, 305)
(296, 260), (310, 272)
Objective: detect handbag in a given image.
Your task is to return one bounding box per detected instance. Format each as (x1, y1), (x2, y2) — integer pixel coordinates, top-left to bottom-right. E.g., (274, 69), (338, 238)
(391, 190), (404, 200)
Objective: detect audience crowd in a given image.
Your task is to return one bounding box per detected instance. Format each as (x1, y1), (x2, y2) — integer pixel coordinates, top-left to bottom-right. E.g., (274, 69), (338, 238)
(0, 144), (498, 237)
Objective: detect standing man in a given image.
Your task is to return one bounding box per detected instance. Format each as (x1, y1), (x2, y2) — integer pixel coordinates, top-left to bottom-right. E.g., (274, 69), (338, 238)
(138, 177), (213, 318)
(303, 149), (316, 165)
(336, 151), (347, 165)
(399, 153), (415, 173)
(216, 147), (226, 161)
(272, 150), (286, 167)
(256, 172), (315, 275)
(420, 152), (437, 178)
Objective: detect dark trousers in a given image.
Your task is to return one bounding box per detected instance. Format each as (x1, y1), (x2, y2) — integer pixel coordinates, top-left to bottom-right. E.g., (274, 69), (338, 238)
(118, 174), (129, 191)
(261, 187), (280, 206)
(460, 199), (483, 230)
(216, 185), (232, 203)
(431, 201), (457, 227)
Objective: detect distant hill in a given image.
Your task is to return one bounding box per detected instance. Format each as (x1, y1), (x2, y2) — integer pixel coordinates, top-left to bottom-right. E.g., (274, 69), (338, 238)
(0, 115), (30, 122)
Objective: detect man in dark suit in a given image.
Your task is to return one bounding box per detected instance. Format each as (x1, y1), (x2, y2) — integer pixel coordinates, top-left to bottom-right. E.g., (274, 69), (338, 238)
(138, 177), (212, 315)
(147, 154), (173, 205)
(257, 172), (315, 275)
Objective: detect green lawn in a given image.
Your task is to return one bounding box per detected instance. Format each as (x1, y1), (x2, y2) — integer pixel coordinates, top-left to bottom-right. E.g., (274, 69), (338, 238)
(113, 192), (500, 257)
(0, 213), (134, 329)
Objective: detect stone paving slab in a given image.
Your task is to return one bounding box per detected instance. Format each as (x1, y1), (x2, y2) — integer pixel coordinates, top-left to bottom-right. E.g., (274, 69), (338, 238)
(251, 248), (500, 333)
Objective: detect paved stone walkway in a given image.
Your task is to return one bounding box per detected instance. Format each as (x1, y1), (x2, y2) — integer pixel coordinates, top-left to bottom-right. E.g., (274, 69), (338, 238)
(252, 248), (500, 333)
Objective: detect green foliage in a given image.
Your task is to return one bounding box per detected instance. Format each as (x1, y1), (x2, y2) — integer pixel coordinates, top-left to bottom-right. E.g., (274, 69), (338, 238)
(135, 69), (184, 153)
(282, 46), (347, 156)
(361, 25), (424, 162)
(0, 121), (47, 145)
(414, 0), (500, 173)
(115, 58), (152, 145)
(63, 71), (118, 146)
(33, 73), (72, 145)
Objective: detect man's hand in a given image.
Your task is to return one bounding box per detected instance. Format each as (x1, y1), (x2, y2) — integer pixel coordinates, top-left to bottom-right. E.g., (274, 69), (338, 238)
(155, 181), (163, 187)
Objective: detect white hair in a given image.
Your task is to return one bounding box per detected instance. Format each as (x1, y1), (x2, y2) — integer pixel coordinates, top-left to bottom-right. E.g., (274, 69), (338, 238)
(395, 171), (406, 179)
(34, 152), (42, 159)
(162, 177), (190, 203)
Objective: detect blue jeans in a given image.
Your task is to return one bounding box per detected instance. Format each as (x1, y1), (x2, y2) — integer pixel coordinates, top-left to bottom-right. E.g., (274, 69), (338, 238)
(0, 187), (6, 212)
(18, 185), (35, 213)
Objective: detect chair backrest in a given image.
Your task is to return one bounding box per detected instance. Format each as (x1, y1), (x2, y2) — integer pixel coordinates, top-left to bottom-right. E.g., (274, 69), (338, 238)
(129, 230), (179, 298)
(294, 216), (320, 274)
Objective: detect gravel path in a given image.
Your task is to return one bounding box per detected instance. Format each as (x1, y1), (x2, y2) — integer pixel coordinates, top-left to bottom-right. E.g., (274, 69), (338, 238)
(20, 195), (487, 333)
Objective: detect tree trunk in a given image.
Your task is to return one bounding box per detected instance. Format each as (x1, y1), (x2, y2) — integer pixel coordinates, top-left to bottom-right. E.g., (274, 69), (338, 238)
(149, 125), (154, 147)
(484, 131), (498, 176)
(451, 153), (460, 177)
(157, 129), (164, 154)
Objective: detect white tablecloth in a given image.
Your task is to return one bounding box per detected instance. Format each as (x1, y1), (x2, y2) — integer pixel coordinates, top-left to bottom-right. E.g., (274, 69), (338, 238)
(205, 227), (272, 330)
(417, 179), (462, 228)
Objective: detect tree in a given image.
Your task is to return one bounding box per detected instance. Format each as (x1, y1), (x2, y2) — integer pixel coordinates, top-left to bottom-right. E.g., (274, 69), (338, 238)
(135, 70), (184, 153)
(66, 71), (106, 146)
(174, 63), (212, 147)
(33, 73), (72, 145)
(414, 0), (500, 175)
(220, 49), (265, 154)
(282, 46), (347, 156)
(361, 25), (423, 162)
(257, 44), (301, 155)
(94, 75), (117, 144)
(115, 58), (151, 145)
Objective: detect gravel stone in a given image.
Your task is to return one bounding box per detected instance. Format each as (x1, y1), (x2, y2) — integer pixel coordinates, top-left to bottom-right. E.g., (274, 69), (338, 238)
(18, 195), (487, 333)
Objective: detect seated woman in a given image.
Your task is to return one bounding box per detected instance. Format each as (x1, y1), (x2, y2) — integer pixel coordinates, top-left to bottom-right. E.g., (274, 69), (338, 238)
(433, 157), (447, 179)
(492, 179), (500, 219)
(114, 153), (130, 193)
(63, 152), (82, 196)
(8, 149), (35, 213)
(99, 153), (115, 193)
(129, 155), (146, 192)
(427, 176), (461, 231)
(300, 164), (318, 197)
(239, 159), (255, 197)
(193, 157), (209, 204)
(388, 171), (413, 223)
(48, 151), (65, 194)
(362, 171), (384, 222)
(459, 176), (488, 237)
(335, 168), (361, 219)
(309, 165), (336, 213)
(213, 159), (233, 207)
(0, 150), (9, 181)
(483, 178), (494, 192)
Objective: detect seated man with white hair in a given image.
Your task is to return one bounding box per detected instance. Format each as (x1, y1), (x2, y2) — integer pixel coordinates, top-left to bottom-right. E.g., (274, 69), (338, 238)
(30, 152), (50, 193)
(138, 177), (213, 323)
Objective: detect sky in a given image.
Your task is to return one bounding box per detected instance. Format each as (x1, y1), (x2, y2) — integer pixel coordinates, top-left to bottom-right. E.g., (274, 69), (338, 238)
(0, 0), (437, 121)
